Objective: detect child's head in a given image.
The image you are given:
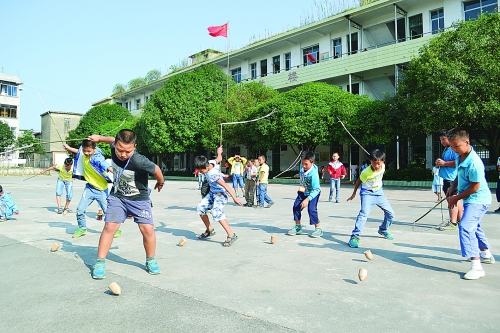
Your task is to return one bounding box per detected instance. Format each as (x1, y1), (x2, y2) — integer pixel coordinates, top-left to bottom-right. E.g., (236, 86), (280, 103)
(246, 160), (252, 166)
(438, 129), (450, 147)
(81, 139), (97, 158)
(253, 158), (260, 167)
(234, 155), (241, 162)
(447, 128), (470, 155)
(64, 158), (73, 171)
(194, 156), (211, 174)
(115, 129), (136, 161)
(369, 149), (386, 171)
(258, 155), (266, 165)
(301, 151), (315, 172)
(0, 185), (3, 194)
(331, 152), (339, 161)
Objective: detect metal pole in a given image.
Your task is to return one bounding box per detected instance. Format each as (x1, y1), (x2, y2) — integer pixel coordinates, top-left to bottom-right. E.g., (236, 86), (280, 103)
(394, 5), (398, 43)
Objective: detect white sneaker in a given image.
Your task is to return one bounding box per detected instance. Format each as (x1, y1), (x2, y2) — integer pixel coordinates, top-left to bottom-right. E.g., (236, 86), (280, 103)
(463, 268), (485, 280)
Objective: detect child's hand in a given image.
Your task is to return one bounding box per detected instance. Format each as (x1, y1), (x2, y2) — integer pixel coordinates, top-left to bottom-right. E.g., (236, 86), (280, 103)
(217, 145), (223, 155)
(88, 135), (100, 142)
(62, 143), (69, 150)
(234, 197), (243, 206)
(293, 174), (300, 179)
(300, 198), (309, 208)
(14, 211), (19, 215)
(447, 196), (459, 209)
(347, 194), (356, 201)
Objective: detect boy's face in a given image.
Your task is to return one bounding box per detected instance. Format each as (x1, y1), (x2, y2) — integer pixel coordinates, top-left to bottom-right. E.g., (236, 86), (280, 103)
(64, 163), (72, 171)
(254, 159), (259, 167)
(302, 159), (314, 172)
(449, 137), (470, 155)
(258, 156), (265, 164)
(115, 140), (136, 161)
(198, 166), (209, 174)
(439, 135), (450, 147)
(370, 159), (384, 172)
(82, 147), (96, 158)
(332, 153), (339, 161)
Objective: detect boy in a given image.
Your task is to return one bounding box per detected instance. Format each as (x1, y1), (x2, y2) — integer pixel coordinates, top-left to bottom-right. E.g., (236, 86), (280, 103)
(435, 129), (463, 231)
(0, 185), (19, 222)
(63, 140), (120, 238)
(228, 154), (247, 197)
(90, 129), (165, 279)
(287, 152), (322, 237)
(347, 149), (394, 248)
(243, 159), (258, 207)
(195, 148), (243, 247)
(446, 128), (494, 280)
(327, 152), (347, 203)
(431, 166), (443, 202)
(40, 157), (74, 214)
(255, 155), (274, 209)
(254, 158), (261, 206)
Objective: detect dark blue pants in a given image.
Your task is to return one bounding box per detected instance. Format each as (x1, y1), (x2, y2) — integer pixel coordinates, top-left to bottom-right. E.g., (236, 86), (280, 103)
(293, 191), (320, 225)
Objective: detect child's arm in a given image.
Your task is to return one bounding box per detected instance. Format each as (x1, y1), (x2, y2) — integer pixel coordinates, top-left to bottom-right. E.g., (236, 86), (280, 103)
(347, 178), (362, 201)
(215, 146), (223, 164)
(216, 178), (243, 206)
(447, 181), (479, 209)
(152, 165), (165, 192)
(88, 135), (114, 144)
(341, 165), (347, 179)
(40, 164), (57, 174)
(62, 144), (78, 154)
(302, 173), (321, 208)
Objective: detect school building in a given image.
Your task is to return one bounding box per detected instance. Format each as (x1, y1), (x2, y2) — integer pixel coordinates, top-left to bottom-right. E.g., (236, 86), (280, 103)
(93, 0), (499, 176)
(0, 73), (23, 160)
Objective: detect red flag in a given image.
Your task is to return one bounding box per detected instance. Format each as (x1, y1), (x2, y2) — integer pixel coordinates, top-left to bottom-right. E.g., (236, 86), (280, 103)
(307, 52), (316, 63)
(208, 23), (228, 37)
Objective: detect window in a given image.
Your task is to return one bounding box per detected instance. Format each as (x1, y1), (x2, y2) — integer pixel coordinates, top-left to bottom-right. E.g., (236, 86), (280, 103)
(136, 99), (141, 110)
(431, 9), (445, 34)
(272, 55), (280, 74)
(409, 14), (423, 39)
(250, 63), (257, 79)
(303, 45), (319, 65)
(116, 102), (122, 107)
(346, 33), (358, 54)
(0, 82), (18, 97)
(64, 118), (70, 133)
(260, 59), (268, 77)
(284, 53), (291, 71)
(145, 96), (149, 103)
(332, 38), (342, 58)
(347, 83), (360, 95)
(464, 0), (498, 20)
(0, 104), (17, 118)
(231, 67), (242, 83)
(125, 102), (129, 110)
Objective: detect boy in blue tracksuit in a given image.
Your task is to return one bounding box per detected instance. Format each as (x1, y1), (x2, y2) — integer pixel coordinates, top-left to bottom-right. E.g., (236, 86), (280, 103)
(0, 185), (19, 221)
(287, 151), (322, 238)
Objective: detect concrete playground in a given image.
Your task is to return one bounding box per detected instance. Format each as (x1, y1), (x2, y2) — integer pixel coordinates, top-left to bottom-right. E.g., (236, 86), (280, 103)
(0, 175), (499, 333)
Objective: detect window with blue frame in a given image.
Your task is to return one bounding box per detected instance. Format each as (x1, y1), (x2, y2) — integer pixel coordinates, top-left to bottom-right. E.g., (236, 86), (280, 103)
(431, 9), (445, 34)
(250, 62), (257, 79)
(231, 67), (242, 83)
(0, 82), (18, 97)
(464, 0), (498, 21)
(284, 53), (291, 71)
(303, 45), (319, 66)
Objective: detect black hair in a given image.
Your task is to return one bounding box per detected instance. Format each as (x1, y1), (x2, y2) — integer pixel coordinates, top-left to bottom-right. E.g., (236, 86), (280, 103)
(447, 127), (469, 141)
(438, 129), (449, 137)
(259, 155), (267, 162)
(64, 158), (73, 165)
(0, 185), (3, 193)
(301, 151), (315, 162)
(369, 149), (386, 161)
(194, 156), (209, 169)
(81, 139), (96, 149)
(116, 129), (136, 144)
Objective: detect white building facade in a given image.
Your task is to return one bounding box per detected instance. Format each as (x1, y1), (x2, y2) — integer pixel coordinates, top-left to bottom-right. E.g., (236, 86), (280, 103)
(0, 73), (23, 160)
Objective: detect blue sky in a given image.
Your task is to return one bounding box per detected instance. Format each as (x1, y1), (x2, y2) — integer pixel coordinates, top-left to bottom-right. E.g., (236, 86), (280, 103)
(3, 0), (358, 130)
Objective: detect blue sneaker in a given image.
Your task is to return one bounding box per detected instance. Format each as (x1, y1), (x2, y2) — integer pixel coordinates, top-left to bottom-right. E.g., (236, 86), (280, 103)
(378, 230), (394, 240)
(309, 228), (323, 238)
(146, 257), (161, 275)
(287, 225), (303, 236)
(348, 237), (359, 248)
(92, 259), (106, 279)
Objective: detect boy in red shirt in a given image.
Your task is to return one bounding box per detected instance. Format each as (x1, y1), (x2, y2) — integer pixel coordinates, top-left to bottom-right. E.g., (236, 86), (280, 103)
(326, 152), (346, 203)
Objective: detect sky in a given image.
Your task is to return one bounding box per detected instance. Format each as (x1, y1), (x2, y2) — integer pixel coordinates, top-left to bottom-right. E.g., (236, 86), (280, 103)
(3, 0), (360, 130)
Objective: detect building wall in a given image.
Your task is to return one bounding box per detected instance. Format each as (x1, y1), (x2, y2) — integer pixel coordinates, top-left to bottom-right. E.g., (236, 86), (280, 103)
(40, 112), (82, 164)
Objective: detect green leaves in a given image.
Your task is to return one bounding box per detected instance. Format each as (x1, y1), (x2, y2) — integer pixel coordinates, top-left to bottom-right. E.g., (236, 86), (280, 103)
(0, 121), (15, 153)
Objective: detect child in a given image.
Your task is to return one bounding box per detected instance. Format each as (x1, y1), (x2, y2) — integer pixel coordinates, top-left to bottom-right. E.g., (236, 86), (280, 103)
(194, 168), (204, 190)
(228, 154), (247, 198)
(243, 159), (258, 207)
(319, 166), (325, 180)
(90, 129), (165, 279)
(0, 185), (19, 222)
(63, 140), (120, 238)
(255, 155), (274, 209)
(327, 152), (347, 203)
(347, 149), (394, 248)
(40, 158), (74, 214)
(253, 158), (261, 206)
(446, 128), (494, 280)
(195, 147), (243, 247)
(287, 151), (322, 237)
(431, 166), (443, 202)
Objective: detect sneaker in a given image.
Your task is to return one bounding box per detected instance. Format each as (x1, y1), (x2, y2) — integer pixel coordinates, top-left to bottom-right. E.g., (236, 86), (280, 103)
(0, 217), (6, 222)
(265, 202), (274, 208)
(435, 219), (450, 229)
(57, 208), (63, 214)
(96, 214), (103, 221)
(378, 230), (394, 240)
(127, 214), (133, 219)
(335, 200), (340, 203)
(463, 268), (485, 280)
(348, 237), (359, 248)
(287, 225), (303, 236)
(254, 206), (263, 209)
(114, 229), (122, 238)
(481, 256), (496, 264)
(495, 207), (500, 213)
(437, 221), (458, 231)
(92, 260), (106, 279)
(310, 228), (323, 238)
(146, 258), (161, 275)
(235, 193), (239, 197)
(72, 228), (87, 238)
(63, 208), (71, 216)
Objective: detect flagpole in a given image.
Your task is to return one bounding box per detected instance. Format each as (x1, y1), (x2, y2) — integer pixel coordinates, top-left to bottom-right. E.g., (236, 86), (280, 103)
(226, 21), (230, 112)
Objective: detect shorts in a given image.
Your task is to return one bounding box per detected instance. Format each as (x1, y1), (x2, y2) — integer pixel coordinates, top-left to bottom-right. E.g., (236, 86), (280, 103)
(443, 179), (457, 195)
(432, 184), (442, 193)
(232, 174), (244, 188)
(56, 179), (73, 200)
(104, 195), (154, 225)
(197, 192), (227, 221)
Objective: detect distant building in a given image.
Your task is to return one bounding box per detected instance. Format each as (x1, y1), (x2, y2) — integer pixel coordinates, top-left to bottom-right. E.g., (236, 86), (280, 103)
(0, 73), (23, 159)
(40, 111), (82, 166)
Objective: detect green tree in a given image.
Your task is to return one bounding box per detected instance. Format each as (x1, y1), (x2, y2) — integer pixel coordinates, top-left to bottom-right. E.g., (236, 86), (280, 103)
(137, 64), (233, 155)
(0, 121), (15, 154)
(128, 77), (146, 90)
(394, 13), (500, 157)
(145, 69), (162, 83)
(112, 83), (127, 95)
(16, 130), (45, 165)
(67, 104), (134, 157)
